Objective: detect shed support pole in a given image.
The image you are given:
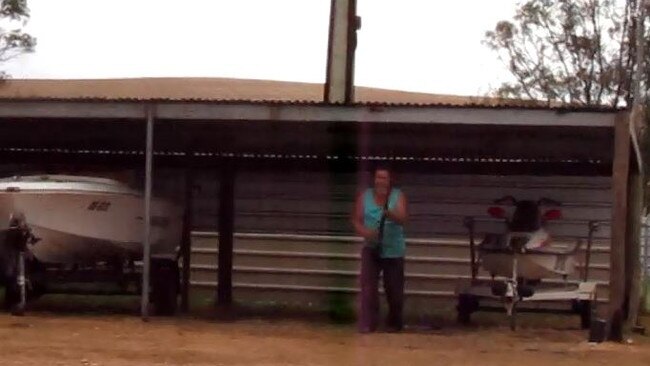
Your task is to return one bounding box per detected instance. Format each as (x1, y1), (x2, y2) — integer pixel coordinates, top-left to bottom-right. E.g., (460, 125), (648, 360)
(141, 105), (155, 321)
(625, 168), (643, 332)
(217, 163), (235, 307)
(180, 160), (194, 313)
(609, 112), (631, 341)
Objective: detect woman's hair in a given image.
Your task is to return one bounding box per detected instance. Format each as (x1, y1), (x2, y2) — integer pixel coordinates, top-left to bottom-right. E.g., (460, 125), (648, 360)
(372, 161), (393, 174)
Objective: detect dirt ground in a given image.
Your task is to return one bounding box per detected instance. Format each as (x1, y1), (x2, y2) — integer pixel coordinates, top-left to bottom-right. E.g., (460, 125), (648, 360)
(0, 312), (649, 366)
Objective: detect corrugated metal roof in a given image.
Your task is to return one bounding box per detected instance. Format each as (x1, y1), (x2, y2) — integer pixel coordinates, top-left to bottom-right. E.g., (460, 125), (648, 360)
(0, 77), (619, 111)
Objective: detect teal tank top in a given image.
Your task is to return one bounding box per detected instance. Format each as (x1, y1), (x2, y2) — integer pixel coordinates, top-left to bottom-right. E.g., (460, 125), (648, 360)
(363, 188), (406, 258)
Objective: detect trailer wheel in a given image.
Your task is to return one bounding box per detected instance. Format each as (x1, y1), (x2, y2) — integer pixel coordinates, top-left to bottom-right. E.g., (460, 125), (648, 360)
(579, 300), (594, 330)
(151, 259), (179, 316)
(2, 281), (20, 312)
(457, 307), (471, 325)
(457, 294), (478, 325)
(11, 300), (25, 316)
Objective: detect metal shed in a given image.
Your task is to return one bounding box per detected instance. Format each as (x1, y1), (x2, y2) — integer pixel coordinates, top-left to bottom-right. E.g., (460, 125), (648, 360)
(0, 78), (637, 340)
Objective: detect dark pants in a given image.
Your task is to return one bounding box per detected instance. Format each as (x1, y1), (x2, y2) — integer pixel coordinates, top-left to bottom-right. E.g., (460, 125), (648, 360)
(358, 246), (404, 332)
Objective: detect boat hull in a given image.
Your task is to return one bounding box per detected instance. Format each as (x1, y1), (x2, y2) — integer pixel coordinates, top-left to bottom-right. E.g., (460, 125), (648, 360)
(0, 176), (182, 265)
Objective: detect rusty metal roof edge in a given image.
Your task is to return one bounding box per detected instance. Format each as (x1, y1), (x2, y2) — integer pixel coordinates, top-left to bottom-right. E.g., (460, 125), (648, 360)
(0, 96), (623, 113)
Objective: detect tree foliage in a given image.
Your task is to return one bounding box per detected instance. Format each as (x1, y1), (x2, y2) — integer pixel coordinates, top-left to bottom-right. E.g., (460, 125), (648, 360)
(0, 0), (35, 78)
(485, 0), (646, 107)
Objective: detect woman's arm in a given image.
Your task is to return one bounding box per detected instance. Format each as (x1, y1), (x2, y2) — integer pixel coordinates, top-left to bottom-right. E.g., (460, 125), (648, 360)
(351, 192), (377, 240)
(385, 192), (408, 225)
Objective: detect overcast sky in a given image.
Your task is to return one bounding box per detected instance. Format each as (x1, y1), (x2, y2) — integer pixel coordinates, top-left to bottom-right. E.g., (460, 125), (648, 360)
(4, 0), (519, 96)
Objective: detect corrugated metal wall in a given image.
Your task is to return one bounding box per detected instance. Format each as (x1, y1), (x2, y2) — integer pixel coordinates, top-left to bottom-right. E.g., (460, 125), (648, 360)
(188, 171), (612, 313)
(0, 166), (614, 314)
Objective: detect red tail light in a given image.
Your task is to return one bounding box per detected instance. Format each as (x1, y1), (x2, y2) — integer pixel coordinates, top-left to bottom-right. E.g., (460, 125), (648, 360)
(487, 206), (506, 218)
(543, 209), (562, 221)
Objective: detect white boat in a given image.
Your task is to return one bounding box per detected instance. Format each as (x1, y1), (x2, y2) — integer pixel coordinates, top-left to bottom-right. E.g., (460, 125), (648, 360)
(0, 175), (183, 265)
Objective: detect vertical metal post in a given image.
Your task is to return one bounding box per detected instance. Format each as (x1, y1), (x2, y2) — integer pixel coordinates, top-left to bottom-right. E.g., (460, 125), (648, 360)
(16, 251), (25, 315)
(141, 105), (155, 321)
(644, 221), (649, 314)
(633, 0), (646, 104)
(180, 162), (194, 313)
(463, 217), (477, 283)
(641, 224), (644, 277)
(608, 112), (631, 341)
(324, 0), (360, 104)
(630, 0), (645, 174)
(629, 0), (646, 322)
(584, 221), (598, 282)
(643, 220), (650, 279)
(217, 163), (235, 306)
(624, 172), (644, 331)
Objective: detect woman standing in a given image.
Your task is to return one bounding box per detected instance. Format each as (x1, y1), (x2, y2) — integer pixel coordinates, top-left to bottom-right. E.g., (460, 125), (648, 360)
(351, 164), (408, 333)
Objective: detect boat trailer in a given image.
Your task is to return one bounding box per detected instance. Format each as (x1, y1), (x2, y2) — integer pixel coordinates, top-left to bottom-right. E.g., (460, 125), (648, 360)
(1, 216), (179, 317)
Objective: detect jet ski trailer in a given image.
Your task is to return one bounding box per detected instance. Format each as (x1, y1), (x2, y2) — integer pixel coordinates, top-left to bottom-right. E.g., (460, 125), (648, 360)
(455, 197), (600, 330)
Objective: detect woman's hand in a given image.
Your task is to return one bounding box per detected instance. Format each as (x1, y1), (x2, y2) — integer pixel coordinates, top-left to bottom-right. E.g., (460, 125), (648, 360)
(382, 194), (408, 225)
(360, 227), (378, 241)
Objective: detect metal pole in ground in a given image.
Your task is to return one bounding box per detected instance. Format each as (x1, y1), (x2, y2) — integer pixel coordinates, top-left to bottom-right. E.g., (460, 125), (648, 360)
(141, 104), (155, 321)
(644, 221), (649, 312)
(180, 161), (194, 313)
(14, 251), (25, 316)
(640, 223), (643, 276)
(643, 221), (650, 278)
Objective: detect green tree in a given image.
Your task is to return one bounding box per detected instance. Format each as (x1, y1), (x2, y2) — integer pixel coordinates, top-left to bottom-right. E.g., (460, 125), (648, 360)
(0, 0), (35, 78)
(484, 0), (645, 107)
